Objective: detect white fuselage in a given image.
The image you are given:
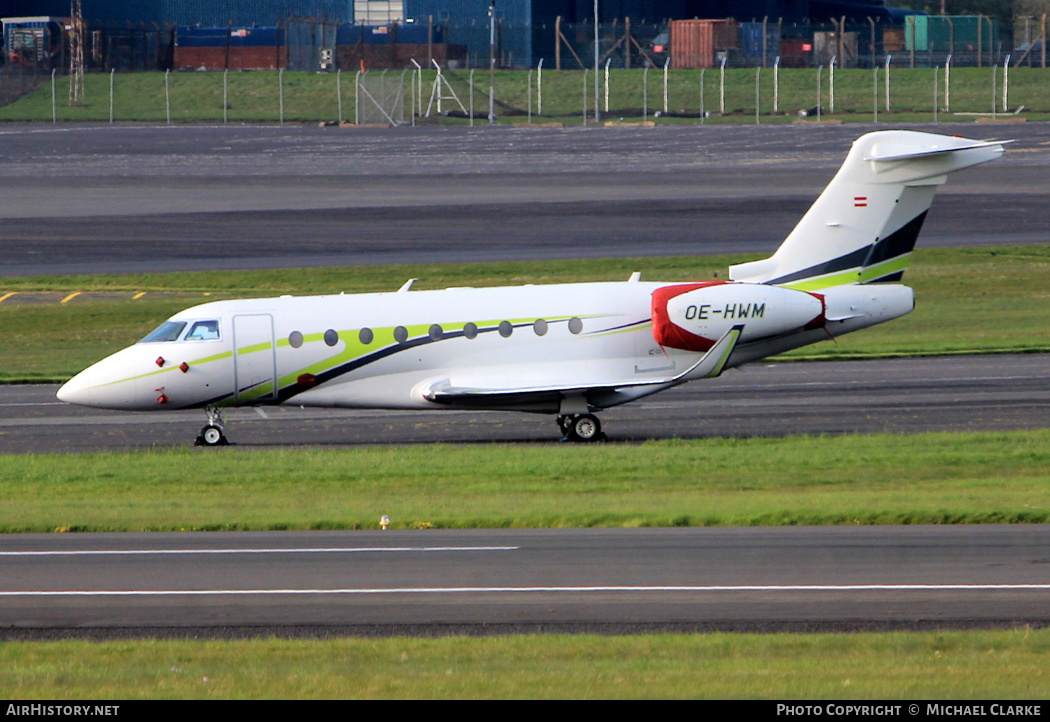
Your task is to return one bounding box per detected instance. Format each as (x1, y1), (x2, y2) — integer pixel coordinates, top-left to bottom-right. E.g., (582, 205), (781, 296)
(56, 279), (913, 415)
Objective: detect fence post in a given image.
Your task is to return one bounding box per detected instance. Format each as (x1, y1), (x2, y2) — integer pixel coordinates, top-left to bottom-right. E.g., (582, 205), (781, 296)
(872, 60), (877, 122)
(773, 56), (779, 113)
(944, 55), (951, 112)
(279, 68), (284, 124)
(663, 58), (669, 114)
(470, 69), (475, 126)
(816, 65), (822, 121)
(719, 55), (726, 114)
(884, 55), (891, 111)
(538, 58), (543, 115)
(224, 69), (229, 124)
(355, 70), (360, 125)
(700, 67), (705, 124)
(582, 68), (588, 125)
(165, 68), (170, 124)
(829, 55), (835, 114)
(604, 58), (610, 113)
(51, 69), (56, 123)
(933, 65), (938, 122)
(527, 68), (532, 122)
(990, 58), (997, 118)
(336, 69), (341, 124)
(643, 66), (648, 120)
(109, 69), (114, 123)
(754, 66), (760, 124)
(1002, 54), (1010, 112)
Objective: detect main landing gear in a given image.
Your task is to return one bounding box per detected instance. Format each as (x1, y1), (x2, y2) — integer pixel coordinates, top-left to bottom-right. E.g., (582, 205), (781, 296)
(558, 413), (605, 442)
(195, 407), (229, 447)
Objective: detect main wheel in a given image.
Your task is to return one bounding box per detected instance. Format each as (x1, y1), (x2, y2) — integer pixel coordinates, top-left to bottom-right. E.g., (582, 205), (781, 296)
(196, 424), (227, 446)
(568, 414), (602, 442)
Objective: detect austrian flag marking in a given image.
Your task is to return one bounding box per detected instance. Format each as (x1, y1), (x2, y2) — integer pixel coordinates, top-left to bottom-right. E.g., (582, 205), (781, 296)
(854, 196), (868, 207)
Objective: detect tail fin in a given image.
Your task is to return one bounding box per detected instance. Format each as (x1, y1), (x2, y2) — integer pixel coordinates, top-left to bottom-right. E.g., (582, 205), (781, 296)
(729, 131), (1007, 291)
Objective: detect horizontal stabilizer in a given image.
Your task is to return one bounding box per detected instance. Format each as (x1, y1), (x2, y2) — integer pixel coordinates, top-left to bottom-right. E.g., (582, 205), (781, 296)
(865, 138), (1010, 163)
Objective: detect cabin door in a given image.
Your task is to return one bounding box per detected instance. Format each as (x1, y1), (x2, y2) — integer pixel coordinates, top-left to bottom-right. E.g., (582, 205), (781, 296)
(233, 314), (277, 403)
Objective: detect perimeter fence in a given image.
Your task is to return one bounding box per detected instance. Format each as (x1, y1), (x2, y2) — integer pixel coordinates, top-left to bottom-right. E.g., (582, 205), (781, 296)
(5, 63), (1050, 126)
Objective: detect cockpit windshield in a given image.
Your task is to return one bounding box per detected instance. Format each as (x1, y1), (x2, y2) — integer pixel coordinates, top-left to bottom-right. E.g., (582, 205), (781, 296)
(139, 321), (187, 343)
(185, 320), (220, 341)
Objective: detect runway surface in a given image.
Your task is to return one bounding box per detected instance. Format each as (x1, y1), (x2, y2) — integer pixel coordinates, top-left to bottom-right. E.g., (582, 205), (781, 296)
(2, 526), (1048, 638)
(2, 353), (1049, 452)
(1, 122), (1047, 276)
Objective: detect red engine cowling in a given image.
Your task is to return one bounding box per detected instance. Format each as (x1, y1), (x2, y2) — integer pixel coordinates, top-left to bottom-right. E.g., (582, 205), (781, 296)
(652, 282), (825, 352)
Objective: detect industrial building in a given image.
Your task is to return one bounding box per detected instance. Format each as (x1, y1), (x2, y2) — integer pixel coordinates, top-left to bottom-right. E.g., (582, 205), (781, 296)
(4, 1), (1006, 72)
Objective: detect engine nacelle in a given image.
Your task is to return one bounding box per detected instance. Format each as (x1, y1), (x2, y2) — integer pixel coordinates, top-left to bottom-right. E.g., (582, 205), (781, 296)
(652, 282), (825, 352)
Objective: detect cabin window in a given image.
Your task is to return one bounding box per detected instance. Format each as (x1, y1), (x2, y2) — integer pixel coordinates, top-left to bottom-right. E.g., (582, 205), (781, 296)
(185, 320), (221, 341)
(359, 328), (374, 345)
(394, 326), (409, 344)
(534, 319), (548, 336)
(324, 329), (339, 347)
(429, 324), (444, 341)
(568, 317), (583, 335)
(463, 322), (478, 339)
(498, 321), (513, 338)
(140, 321), (186, 343)
(288, 331), (304, 349)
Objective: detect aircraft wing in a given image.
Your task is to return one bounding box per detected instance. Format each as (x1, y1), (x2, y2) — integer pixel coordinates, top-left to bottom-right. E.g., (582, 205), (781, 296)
(423, 324), (743, 405)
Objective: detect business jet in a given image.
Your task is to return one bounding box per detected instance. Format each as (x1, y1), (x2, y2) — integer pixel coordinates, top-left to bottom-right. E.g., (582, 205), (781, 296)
(57, 130), (1005, 445)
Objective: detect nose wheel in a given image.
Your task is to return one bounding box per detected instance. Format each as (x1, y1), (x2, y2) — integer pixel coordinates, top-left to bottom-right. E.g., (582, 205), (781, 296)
(195, 407), (229, 446)
(558, 413), (604, 442)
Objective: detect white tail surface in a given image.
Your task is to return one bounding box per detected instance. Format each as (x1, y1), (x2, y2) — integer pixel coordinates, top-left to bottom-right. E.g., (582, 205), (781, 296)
(729, 131), (1007, 291)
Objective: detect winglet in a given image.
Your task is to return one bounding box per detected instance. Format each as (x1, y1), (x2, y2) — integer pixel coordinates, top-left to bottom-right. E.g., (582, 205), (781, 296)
(676, 324), (743, 382)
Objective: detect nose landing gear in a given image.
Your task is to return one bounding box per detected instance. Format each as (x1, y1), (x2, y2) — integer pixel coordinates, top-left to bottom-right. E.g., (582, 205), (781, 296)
(558, 413), (604, 442)
(195, 407), (228, 446)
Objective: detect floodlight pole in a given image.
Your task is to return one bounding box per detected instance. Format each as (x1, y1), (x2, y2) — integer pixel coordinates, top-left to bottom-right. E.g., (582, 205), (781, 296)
(594, 0), (600, 123)
(489, 0), (496, 124)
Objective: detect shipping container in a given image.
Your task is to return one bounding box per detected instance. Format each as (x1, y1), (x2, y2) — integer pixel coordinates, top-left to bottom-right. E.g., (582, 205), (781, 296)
(779, 38), (810, 68)
(739, 21), (777, 65)
(904, 15), (997, 55)
(173, 26), (285, 69)
(336, 22), (443, 45)
(337, 41), (465, 68)
(669, 19), (736, 69)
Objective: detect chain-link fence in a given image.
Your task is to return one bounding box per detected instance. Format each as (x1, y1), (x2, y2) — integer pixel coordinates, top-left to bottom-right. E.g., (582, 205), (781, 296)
(459, 17), (1028, 71)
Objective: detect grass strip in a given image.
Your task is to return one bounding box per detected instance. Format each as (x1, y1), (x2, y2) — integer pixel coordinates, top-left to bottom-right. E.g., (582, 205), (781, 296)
(2, 430), (1048, 533)
(2, 245), (1050, 383)
(3, 68), (1050, 124)
(2, 628), (1048, 699)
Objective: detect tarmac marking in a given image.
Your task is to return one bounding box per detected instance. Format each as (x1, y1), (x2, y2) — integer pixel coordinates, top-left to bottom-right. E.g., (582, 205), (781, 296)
(0, 546), (519, 557)
(133, 292), (146, 300)
(0, 293), (15, 304)
(2, 584), (1049, 597)
(60, 292), (82, 304)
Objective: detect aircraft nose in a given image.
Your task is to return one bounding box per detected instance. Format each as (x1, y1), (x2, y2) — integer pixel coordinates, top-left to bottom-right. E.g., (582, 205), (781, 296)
(56, 372), (94, 406)
(55, 346), (148, 410)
